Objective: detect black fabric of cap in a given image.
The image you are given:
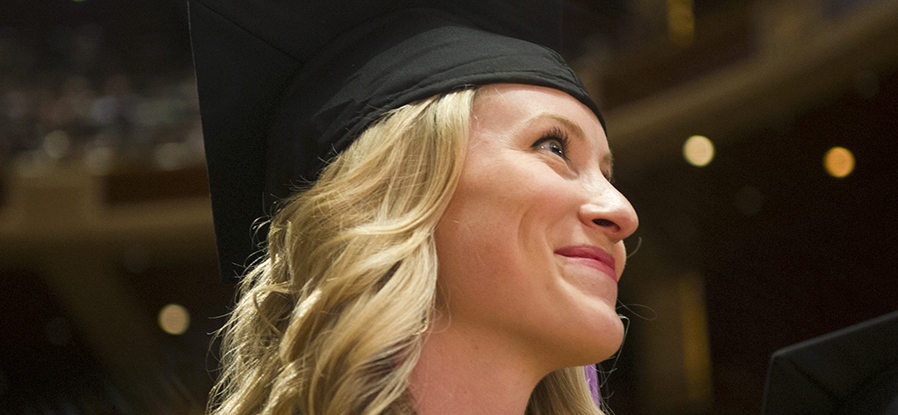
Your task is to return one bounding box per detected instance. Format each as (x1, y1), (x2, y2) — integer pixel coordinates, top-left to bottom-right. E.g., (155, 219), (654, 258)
(188, 0), (601, 282)
(761, 311), (898, 415)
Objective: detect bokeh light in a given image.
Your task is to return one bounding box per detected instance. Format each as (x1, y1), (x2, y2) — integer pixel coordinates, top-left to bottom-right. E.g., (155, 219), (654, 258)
(158, 304), (190, 335)
(683, 135), (715, 167)
(824, 146), (855, 178)
(43, 130), (71, 160)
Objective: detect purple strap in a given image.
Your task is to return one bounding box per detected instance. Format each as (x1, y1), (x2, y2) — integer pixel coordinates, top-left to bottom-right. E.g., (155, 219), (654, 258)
(584, 364), (601, 407)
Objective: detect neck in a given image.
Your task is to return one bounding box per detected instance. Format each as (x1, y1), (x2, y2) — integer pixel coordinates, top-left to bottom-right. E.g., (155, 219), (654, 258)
(409, 317), (548, 415)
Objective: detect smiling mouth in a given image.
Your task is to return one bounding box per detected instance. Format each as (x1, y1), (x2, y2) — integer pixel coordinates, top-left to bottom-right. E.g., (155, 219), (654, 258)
(554, 245), (617, 282)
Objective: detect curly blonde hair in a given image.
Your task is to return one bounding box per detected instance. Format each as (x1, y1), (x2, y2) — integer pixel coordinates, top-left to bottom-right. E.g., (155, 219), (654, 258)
(208, 87), (605, 415)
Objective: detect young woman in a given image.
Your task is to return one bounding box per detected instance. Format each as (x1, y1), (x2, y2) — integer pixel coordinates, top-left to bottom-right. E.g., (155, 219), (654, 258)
(190, 1), (638, 414)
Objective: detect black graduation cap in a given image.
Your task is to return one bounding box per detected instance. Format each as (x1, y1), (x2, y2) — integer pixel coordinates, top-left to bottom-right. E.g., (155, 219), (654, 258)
(187, 0), (602, 282)
(762, 311), (898, 415)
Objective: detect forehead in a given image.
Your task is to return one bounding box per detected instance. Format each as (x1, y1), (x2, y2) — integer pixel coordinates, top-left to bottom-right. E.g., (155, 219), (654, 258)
(471, 84), (606, 141)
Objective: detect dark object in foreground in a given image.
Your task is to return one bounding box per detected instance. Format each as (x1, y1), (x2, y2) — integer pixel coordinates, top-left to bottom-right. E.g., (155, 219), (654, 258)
(762, 310), (898, 415)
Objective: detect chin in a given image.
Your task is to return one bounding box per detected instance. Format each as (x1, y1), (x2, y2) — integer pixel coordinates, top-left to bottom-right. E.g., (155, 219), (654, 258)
(590, 319), (625, 362)
(589, 305), (627, 357)
(554, 313), (625, 368)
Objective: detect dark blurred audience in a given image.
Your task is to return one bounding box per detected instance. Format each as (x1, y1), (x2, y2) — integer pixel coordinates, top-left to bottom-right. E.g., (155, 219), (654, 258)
(0, 25), (202, 173)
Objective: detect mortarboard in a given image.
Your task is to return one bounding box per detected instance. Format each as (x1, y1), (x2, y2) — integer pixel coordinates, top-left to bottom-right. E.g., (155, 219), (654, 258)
(187, 0), (602, 283)
(762, 310), (898, 415)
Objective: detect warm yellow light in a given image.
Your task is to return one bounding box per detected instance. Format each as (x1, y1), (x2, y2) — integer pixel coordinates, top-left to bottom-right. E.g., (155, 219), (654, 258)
(683, 135), (715, 167)
(679, 272), (712, 404)
(824, 146), (855, 178)
(667, 0), (695, 46)
(158, 304), (190, 335)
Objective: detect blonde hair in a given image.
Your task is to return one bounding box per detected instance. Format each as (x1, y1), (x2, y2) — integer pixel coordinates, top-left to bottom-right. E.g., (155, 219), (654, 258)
(208, 87), (606, 415)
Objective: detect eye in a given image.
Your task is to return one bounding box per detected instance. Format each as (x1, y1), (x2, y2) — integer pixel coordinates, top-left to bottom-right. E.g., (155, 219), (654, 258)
(537, 139), (566, 158)
(533, 127), (570, 160)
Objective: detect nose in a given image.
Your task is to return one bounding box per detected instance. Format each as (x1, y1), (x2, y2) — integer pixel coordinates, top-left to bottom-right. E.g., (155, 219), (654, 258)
(579, 184), (639, 242)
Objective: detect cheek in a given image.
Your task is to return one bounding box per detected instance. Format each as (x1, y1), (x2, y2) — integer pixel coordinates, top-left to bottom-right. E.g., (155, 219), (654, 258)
(433, 220), (518, 325)
(434, 192), (520, 291)
(436, 160), (581, 266)
(437, 167), (570, 262)
(433, 172), (576, 312)
(433, 181), (530, 315)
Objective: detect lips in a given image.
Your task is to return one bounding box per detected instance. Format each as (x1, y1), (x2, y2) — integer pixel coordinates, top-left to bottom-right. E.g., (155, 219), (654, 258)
(554, 245), (618, 282)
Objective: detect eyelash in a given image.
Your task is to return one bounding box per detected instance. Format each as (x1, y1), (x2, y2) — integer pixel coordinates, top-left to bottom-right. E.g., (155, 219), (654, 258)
(533, 127), (570, 160)
(533, 128), (616, 183)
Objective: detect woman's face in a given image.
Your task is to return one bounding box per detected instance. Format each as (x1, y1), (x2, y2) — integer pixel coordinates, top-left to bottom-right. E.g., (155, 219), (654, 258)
(434, 84), (639, 369)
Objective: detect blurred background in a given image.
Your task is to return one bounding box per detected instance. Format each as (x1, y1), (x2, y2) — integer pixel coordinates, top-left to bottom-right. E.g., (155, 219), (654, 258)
(0, 0), (895, 414)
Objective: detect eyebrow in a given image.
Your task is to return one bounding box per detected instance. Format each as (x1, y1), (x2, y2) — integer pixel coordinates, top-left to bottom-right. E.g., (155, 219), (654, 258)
(532, 113), (615, 181)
